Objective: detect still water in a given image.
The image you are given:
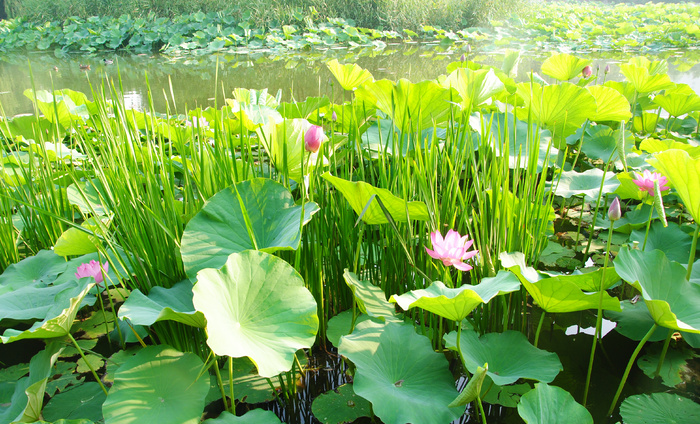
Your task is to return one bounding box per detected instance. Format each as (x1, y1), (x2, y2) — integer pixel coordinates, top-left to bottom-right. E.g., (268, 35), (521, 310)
(2, 44), (700, 117)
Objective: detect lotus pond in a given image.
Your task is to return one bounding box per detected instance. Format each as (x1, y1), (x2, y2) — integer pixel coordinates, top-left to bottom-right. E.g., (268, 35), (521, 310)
(2, 2), (700, 424)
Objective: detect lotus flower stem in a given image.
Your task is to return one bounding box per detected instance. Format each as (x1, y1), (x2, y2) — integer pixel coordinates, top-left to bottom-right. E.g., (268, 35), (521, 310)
(534, 310), (546, 348)
(212, 354), (230, 412)
(67, 333), (108, 396)
(228, 357), (235, 413)
(476, 395), (488, 424)
(608, 323), (658, 416)
(584, 157), (614, 257)
(687, 224), (699, 280)
(642, 203), (654, 251)
(654, 328), (674, 377)
(583, 223), (615, 405)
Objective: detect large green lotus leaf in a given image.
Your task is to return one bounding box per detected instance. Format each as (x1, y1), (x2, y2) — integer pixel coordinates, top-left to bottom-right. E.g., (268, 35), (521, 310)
(279, 96), (331, 120)
(500, 252), (621, 313)
(1, 280), (95, 343)
(26, 420), (93, 424)
(653, 84), (700, 117)
(311, 384), (372, 424)
(620, 393), (700, 424)
(515, 82), (596, 147)
(517, 383), (593, 424)
(202, 410), (282, 424)
(442, 67), (505, 112)
(343, 270), (400, 320)
(630, 221), (691, 264)
(326, 310), (373, 348)
(548, 168), (619, 201)
(0, 249), (69, 295)
(0, 283), (77, 321)
(338, 320), (463, 424)
(180, 178), (319, 278)
(255, 118), (328, 182)
(1, 115), (63, 143)
(43, 382), (106, 422)
(639, 138), (700, 159)
(614, 247), (700, 333)
(118, 280), (205, 328)
(587, 85), (632, 122)
(321, 172), (429, 225)
(605, 300), (666, 342)
(485, 112), (557, 172)
(553, 266), (620, 292)
(620, 59), (674, 94)
(443, 330), (562, 386)
(0, 341), (62, 423)
(327, 59), (374, 91)
(389, 271), (520, 322)
(192, 251), (318, 378)
(53, 216), (111, 257)
(24, 89), (90, 129)
(580, 125), (634, 163)
(102, 345), (209, 424)
(540, 53), (591, 81)
(355, 78), (455, 134)
(637, 345), (697, 388)
(648, 149), (700, 222)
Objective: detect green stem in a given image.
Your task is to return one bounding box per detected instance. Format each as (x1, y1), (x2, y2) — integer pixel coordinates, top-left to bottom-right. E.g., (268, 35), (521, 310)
(583, 224), (615, 406)
(654, 328), (673, 377)
(608, 323), (658, 416)
(228, 356), (235, 414)
(534, 310), (546, 348)
(212, 356), (229, 412)
(476, 395), (488, 424)
(642, 202), (654, 251)
(686, 224), (699, 280)
(68, 333), (108, 396)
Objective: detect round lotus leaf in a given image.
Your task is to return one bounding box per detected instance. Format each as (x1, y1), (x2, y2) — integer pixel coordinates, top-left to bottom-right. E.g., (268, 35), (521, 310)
(517, 383), (593, 424)
(180, 178), (319, 278)
(444, 330), (562, 386)
(193, 250), (318, 378)
(339, 320), (463, 424)
(540, 53), (591, 82)
(102, 345), (210, 424)
(311, 384), (371, 424)
(202, 410), (282, 424)
(43, 382), (106, 422)
(620, 393), (700, 423)
(326, 310), (373, 348)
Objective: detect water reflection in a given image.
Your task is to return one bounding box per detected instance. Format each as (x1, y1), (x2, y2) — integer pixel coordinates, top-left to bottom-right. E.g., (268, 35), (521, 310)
(1, 44), (700, 117)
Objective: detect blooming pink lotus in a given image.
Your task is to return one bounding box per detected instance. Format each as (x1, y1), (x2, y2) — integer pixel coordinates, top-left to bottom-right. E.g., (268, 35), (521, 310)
(75, 260), (109, 284)
(425, 229), (478, 271)
(633, 170), (669, 196)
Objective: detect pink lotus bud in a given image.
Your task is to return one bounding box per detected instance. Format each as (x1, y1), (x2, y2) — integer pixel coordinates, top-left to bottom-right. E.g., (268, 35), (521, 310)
(460, 53), (466, 62)
(582, 65), (593, 78)
(331, 110), (337, 122)
(75, 260), (109, 284)
(304, 125), (324, 153)
(604, 64), (611, 74)
(466, 45), (472, 53)
(608, 197), (621, 221)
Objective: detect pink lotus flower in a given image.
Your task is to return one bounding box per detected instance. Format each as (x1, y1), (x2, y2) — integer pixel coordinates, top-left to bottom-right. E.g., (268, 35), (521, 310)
(633, 170), (669, 196)
(425, 229), (478, 272)
(75, 260), (109, 284)
(582, 65), (593, 78)
(304, 125), (324, 153)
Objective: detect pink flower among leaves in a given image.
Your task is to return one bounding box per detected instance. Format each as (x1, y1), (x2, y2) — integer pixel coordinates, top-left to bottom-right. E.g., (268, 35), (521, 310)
(75, 260), (109, 284)
(633, 170), (669, 196)
(425, 229), (478, 272)
(304, 125), (324, 153)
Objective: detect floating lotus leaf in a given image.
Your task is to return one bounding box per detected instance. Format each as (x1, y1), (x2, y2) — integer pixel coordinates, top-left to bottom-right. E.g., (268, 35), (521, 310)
(620, 393), (700, 424)
(102, 345), (210, 424)
(322, 172), (429, 225)
(255, 118), (328, 182)
(630, 221), (691, 264)
(637, 345), (696, 388)
(1, 280), (95, 343)
(192, 251), (318, 378)
(118, 280), (206, 328)
(202, 410), (282, 424)
(180, 178), (319, 278)
(648, 149), (700, 222)
(517, 383), (593, 424)
(442, 67), (505, 112)
(549, 168), (620, 201)
(614, 247), (700, 334)
(540, 53), (591, 81)
(444, 330), (562, 386)
(480, 378), (531, 408)
(0, 249), (69, 294)
(355, 78), (455, 134)
(515, 82), (596, 147)
(43, 382), (106, 422)
(586, 85), (632, 123)
(500, 252), (621, 313)
(580, 125), (633, 163)
(343, 270), (399, 320)
(339, 320), (463, 424)
(389, 271), (520, 321)
(0, 341), (62, 423)
(327, 59), (374, 91)
(311, 384), (372, 424)
(653, 83), (700, 117)
(620, 57), (674, 94)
